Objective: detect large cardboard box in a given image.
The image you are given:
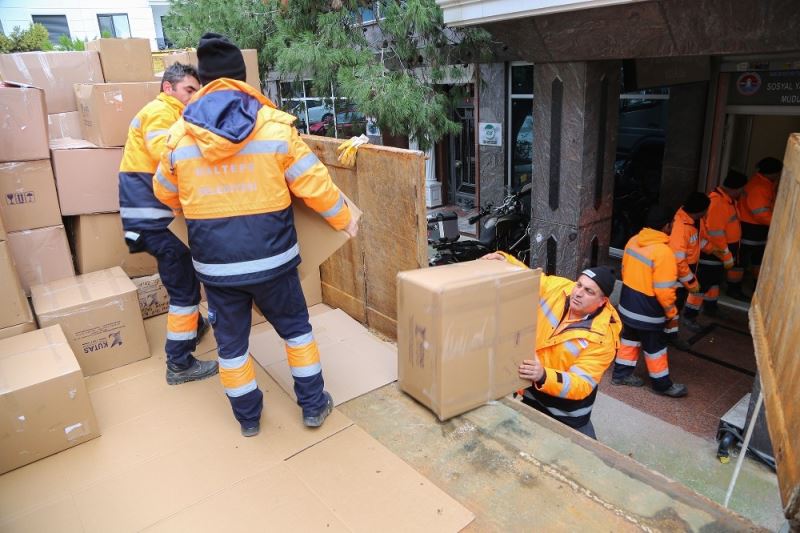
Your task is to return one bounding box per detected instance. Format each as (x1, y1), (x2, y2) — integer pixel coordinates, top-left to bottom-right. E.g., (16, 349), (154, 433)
(397, 260), (539, 421)
(71, 213), (158, 277)
(0, 160), (62, 231)
(47, 111), (83, 140)
(0, 240), (31, 328)
(0, 82), (49, 162)
(0, 200), (6, 240)
(31, 267), (150, 376)
(87, 38), (154, 82)
(50, 138), (122, 215)
(75, 82), (160, 147)
(0, 325), (99, 475)
(0, 51), (104, 113)
(162, 48), (261, 91)
(7, 225), (74, 295)
(0, 299), (36, 340)
(132, 273), (169, 319)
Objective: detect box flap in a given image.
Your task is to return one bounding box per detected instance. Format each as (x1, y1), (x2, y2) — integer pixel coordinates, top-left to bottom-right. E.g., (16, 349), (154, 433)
(49, 138), (98, 150)
(0, 325), (79, 393)
(31, 266), (136, 316)
(398, 259), (533, 291)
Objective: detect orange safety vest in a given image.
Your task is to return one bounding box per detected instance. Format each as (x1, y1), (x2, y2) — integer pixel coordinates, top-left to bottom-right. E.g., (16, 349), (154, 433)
(738, 173), (775, 226)
(668, 208), (700, 291)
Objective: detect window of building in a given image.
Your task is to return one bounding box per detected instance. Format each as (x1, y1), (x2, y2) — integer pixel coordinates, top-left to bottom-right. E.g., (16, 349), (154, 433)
(279, 80), (366, 139)
(97, 14), (131, 38)
(31, 15), (70, 44)
(508, 63), (534, 190)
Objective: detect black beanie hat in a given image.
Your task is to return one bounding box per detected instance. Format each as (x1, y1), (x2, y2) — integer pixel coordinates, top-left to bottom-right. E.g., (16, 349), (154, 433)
(581, 266), (616, 298)
(197, 32), (246, 85)
(683, 192), (710, 215)
(723, 169), (748, 189)
(756, 157), (783, 175)
(644, 205), (673, 230)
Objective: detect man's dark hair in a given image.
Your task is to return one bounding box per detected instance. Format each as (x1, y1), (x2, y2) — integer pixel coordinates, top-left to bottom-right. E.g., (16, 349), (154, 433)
(161, 62), (199, 92)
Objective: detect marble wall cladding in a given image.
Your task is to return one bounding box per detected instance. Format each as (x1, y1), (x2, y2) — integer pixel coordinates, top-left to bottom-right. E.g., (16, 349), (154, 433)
(531, 61), (620, 228)
(478, 63), (508, 213)
(529, 217), (612, 279)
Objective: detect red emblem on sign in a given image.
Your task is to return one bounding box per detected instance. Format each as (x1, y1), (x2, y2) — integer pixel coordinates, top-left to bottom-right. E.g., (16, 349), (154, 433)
(736, 72), (761, 96)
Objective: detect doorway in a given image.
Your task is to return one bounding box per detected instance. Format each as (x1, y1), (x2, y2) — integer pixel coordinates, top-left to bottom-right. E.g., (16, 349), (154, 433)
(448, 104), (476, 208)
(721, 112), (800, 182)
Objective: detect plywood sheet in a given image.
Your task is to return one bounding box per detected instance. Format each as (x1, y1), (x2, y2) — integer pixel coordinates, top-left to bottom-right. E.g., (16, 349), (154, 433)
(750, 132), (800, 525)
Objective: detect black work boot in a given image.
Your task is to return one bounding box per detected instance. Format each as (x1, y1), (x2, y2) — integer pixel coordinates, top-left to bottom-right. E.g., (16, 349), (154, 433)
(166, 358), (218, 385)
(654, 383), (688, 398)
(667, 335), (692, 352)
(240, 421), (260, 437)
(683, 315), (704, 333)
(303, 391), (334, 428)
(611, 375), (644, 387)
(726, 285), (751, 303)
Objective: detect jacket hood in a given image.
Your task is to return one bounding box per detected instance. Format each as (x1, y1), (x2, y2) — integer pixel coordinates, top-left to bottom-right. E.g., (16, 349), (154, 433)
(636, 227), (669, 247)
(181, 78), (279, 162)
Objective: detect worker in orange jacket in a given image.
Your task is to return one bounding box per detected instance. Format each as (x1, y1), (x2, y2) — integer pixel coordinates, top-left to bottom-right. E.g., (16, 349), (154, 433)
(613, 205), (687, 397)
(738, 157), (782, 284)
(668, 192), (710, 334)
(483, 252), (621, 439)
(118, 63), (217, 386)
(684, 170), (747, 326)
(154, 34), (358, 437)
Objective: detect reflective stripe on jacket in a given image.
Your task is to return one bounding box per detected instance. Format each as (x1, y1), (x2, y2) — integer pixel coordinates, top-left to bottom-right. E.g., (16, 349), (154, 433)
(668, 208), (700, 291)
(153, 78), (351, 286)
(704, 187), (740, 248)
(619, 228), (678, 330)
(119, 93), (184, 231)
(738, 173), (775, 226)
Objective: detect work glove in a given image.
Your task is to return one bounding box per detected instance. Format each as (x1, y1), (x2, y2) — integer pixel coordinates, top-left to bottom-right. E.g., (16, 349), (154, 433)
(336, 134), (369, 168)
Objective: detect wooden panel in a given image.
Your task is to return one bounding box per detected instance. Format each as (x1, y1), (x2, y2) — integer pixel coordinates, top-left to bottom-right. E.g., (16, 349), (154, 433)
(304, 136), (427, 340)
(750, 133), (800, 526)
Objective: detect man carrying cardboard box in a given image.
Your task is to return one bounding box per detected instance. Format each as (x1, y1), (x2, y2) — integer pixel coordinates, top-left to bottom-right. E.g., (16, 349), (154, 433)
(154, 34), (358, 437)
(484, 253), (621, 439)
(119, 63), (218, 385)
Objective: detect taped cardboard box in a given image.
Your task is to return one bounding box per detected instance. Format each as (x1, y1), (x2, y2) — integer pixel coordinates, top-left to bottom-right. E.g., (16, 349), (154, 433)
(71, 213), (158, 277)
(132, 273), (169, 319)
(47, 111), (83, 140)
(0, 82), (49, 163)
(0, 160), (62, 232)
(0, 51), (104, 113)
(87, 38), (154, 83)
(7, 225), (75, 295)
(75, 82), (160, 147)
(0, 240), (31, 328)
(163, 48), (261, 91)
(0, 299), (36, 340)
(31, 266), (150, 376)
(0, 325), (99, 475)
(50, 138), (122, 215)
(0, 202), (6, 240)
(397, 260), (538, 421)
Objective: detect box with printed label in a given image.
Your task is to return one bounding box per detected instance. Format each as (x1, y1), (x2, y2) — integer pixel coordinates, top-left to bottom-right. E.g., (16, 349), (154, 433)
(0, 160), (62, 232)
(31, 266), (150, 376)
(0, 240), (31, 329)
(75, 82), (160, 147)
(0, 82), (49, 163)
(0, 51), (104, 114)
(71, 213), (158, 277)
(47, 111), (83, 140)
(132, 273), (170, 319)
(86, 38), (154, 83)
(50, 138), (122, 215)
(7, 225), (75, 295)
(0, 325), (100, 474)
(397, 260), (539, 421)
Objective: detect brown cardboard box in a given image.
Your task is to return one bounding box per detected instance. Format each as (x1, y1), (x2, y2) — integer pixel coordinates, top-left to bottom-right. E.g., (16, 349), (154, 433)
(0, 82), (49, 162)
(0, 160), (62, 231)
(0, 204), (6, 241)
(0, 240), (30, 328)
(47, 111), (83, 140)
(75, 82), (160, 147)
(0, 51), (104, 113)
(7, 225), (74, 295)
(31, 266), (150, 376)
(71, 213), (158, 277)
(163, 48), (261, 91)
(87, 38), (154, 82)
(132, 273), (170, 319)
(397, 260), (539, 421)
(0, 325), (99, 475)
(50, 138), (122, 215)
(0, 299), (36, 340)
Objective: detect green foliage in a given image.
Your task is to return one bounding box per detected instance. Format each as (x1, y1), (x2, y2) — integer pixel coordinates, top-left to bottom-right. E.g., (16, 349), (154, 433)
(57, 35), (86, 51)
(1, 23), (53, 53)
(100, 30), (113, 38)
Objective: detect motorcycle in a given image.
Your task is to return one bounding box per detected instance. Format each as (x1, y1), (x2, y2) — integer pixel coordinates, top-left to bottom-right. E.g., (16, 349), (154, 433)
(427, 182), (532, 266)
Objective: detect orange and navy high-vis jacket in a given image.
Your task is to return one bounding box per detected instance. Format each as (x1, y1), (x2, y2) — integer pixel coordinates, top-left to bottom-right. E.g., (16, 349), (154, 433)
(153, 78), (352, 286)
(738, 173), (775, 227)
(619, 227), (678, 331)
(502, 254), (621, 429)
(701, 187), (740, 267)
(119, 92), (184, 233)
(668, 208), (700, 291)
